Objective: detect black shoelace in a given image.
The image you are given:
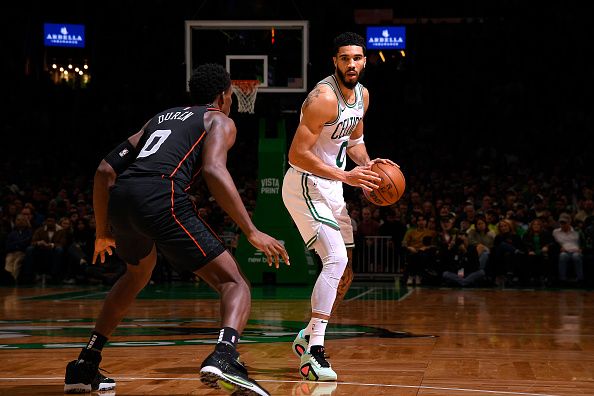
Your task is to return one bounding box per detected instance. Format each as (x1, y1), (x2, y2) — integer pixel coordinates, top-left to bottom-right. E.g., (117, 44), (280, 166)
(309, 346), (331, 368)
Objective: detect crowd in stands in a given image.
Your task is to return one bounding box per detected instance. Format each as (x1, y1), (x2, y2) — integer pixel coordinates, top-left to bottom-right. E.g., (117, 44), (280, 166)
(342, 137), (593, 288)
(345, 183), (593, 289)
(2, 147), (593, 289)
(0, 174), (247, 286)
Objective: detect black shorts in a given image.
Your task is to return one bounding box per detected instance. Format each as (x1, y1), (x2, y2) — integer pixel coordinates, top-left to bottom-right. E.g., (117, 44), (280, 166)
(108, 177), (226, 272)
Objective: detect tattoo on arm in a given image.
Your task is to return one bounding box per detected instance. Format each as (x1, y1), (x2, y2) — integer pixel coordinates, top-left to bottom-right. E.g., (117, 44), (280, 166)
(302, 87), (322, 111)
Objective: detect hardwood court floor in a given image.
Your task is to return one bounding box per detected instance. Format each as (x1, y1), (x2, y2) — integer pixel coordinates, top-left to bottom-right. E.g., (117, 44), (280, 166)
(1, 282), (593, 395)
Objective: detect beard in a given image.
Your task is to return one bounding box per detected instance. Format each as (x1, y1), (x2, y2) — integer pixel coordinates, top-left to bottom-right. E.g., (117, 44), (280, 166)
(336, 67), (364, 89)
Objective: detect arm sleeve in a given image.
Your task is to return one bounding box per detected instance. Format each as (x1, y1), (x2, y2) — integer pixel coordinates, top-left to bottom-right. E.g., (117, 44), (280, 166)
(103, 139), (137, 175)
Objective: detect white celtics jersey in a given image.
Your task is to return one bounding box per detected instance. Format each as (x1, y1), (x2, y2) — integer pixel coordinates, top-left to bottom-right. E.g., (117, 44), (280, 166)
(292, 75), (365, 172)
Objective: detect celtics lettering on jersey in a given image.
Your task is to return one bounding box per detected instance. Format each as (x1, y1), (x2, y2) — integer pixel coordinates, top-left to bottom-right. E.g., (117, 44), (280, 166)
(330, 116), (362, 139)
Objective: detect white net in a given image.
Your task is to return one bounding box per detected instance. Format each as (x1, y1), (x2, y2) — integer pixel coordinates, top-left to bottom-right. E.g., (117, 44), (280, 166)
(231, 80), (259, 114)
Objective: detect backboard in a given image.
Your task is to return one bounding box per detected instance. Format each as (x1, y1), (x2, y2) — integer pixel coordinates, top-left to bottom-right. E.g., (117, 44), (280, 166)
(185, 20), (308, 93)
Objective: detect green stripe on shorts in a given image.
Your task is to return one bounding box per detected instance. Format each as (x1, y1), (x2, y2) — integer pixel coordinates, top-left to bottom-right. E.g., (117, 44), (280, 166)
(300, 174), (340, 230)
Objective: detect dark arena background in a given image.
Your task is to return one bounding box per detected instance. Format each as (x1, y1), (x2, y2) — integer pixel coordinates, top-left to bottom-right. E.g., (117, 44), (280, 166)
(1, 1), (593, 395)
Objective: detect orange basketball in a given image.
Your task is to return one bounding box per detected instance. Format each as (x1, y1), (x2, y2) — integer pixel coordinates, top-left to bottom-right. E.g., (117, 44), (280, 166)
(363, 163), (406, 206)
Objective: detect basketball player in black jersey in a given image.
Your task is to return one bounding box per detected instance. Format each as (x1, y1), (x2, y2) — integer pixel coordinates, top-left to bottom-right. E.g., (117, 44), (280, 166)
(63, 63), (288, 396)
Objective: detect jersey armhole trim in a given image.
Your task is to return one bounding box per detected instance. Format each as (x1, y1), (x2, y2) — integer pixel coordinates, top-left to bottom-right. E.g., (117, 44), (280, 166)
(319, 81), (341, 126)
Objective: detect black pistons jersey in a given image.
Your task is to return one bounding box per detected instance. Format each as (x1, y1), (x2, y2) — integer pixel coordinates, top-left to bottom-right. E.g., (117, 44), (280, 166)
(107, 104), (227, 270)
(120, 105), (218, 187)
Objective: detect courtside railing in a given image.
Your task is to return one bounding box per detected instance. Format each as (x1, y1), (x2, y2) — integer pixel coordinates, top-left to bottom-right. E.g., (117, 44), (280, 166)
(352, 236), (403, 280)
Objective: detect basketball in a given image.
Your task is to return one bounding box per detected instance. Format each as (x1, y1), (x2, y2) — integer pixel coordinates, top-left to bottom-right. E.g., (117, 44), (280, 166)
(363, 162), (406, 206)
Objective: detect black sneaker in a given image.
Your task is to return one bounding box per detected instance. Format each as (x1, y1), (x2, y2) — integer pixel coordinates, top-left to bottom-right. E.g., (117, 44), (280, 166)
(199, 344), (270, 396)
(64, 358), (116, 393)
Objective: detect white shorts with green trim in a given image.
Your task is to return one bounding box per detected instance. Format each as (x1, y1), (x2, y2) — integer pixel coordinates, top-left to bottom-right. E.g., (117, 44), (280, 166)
(282, 167), (354, 249)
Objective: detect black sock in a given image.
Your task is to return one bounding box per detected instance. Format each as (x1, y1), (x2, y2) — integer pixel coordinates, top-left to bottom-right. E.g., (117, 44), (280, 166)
(78, 331), (107, 361)
(217, 327), (239, 349)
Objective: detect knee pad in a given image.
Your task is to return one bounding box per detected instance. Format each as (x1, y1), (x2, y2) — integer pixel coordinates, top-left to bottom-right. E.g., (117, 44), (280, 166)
(319, 253), (348, 290)
(310, 224), (349, 316)
(311, 253), (348, 316)
(312, 225), (348, 290)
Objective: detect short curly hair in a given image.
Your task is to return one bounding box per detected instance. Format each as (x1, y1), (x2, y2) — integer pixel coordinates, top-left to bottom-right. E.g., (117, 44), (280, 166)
(333, 32), (366, 55)
(188, 63), (231, 105)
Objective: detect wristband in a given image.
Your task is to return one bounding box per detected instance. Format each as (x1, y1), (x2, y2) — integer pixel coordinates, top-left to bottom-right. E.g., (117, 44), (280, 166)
(347, 134), (364, 147)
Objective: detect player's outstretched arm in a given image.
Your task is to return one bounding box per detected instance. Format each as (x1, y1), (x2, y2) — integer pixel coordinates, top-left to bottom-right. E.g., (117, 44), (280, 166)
(92, 126), (147, 264)
(92, 160), (117, 264)
(202, 115), (289, 268)
(93, 161), (116, 240)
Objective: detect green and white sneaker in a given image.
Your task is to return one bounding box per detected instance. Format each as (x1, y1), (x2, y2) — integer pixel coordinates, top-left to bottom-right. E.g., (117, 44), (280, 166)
(292, 329), (309, 358)
(200, 344), (270, 396)
(299, 345), (337, 381)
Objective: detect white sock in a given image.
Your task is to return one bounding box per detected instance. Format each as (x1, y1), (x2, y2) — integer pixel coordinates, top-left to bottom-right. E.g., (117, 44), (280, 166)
(305, 317), (328, 350)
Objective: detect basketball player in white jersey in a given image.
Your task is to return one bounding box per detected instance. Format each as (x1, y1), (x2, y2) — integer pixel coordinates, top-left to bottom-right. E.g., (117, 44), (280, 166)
(282, 32), (396, 381)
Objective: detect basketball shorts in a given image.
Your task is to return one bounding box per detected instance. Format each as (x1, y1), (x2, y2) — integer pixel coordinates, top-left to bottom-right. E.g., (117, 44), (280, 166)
(108, 177), (226, 272)
(282, 167), (354, 250)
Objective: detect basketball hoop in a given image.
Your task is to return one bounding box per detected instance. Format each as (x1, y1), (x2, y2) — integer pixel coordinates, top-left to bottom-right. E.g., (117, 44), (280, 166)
(231, 80), (259, 114)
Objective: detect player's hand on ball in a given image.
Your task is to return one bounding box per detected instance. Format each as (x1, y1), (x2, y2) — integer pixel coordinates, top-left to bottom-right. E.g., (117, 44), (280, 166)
(368, 158), (399, 167)
(362, 161), (406, 206)
(344, 165), (381, 192)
